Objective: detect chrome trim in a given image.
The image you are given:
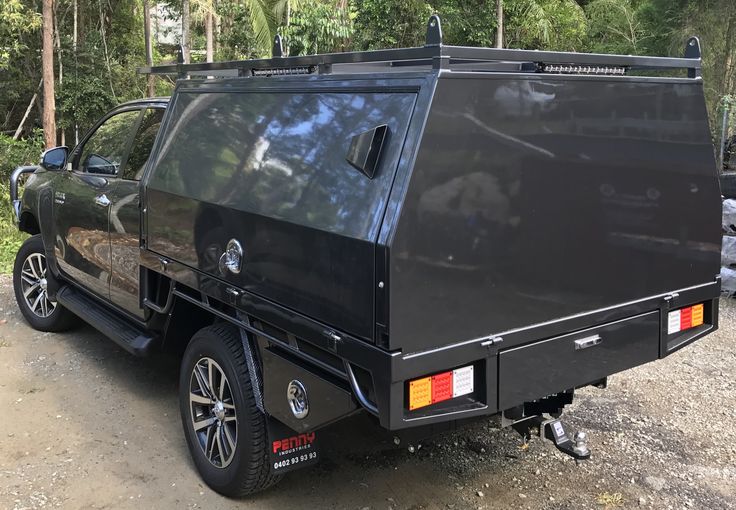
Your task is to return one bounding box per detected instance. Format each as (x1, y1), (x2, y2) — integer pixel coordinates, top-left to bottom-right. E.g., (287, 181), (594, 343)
(218, 238), (244, 275)
(286, 380), (309, 419)
(574, 334), (602, 350)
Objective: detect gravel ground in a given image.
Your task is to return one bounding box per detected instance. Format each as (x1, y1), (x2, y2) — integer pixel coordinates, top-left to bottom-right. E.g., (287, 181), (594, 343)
(0, 274), (734, 510)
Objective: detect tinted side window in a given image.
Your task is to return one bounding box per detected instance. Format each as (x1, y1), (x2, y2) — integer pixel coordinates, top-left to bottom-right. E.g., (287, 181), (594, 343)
(76, 110), (140, 175)
(149, 91), (416, 239)
(124, 108), (165, 181)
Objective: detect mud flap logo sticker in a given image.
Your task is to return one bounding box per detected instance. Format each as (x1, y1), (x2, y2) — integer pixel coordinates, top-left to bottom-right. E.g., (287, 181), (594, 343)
(267, 418), (319, 474)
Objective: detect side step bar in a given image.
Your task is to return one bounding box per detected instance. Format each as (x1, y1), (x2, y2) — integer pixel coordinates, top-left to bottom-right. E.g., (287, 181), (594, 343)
(56, 286), (159, 356)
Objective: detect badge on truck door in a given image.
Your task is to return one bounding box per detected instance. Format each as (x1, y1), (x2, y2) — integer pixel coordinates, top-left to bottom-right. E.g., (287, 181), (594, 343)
(267, 417), (319, 474)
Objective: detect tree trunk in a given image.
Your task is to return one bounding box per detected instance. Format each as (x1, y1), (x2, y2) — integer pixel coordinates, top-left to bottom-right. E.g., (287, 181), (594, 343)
(42, 0), (56, 149)
(144, 0), (155, 96)
(54, 1), (64, 145)
(13, 79), (43, 140)
(723, 6), (735, 98)
(73, 0), (79, 144)
(205, 11), (214, 62)
(182, 0), (191, 64)
(495, 0), (503, 48)
(214, 0), (220, 55)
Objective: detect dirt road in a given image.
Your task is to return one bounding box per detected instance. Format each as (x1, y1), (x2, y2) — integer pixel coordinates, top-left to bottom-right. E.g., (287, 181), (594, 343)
(1, 276), (734, 510)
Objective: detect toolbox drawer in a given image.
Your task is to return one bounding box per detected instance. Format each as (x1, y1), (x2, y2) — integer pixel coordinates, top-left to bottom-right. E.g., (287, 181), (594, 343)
(498, 311), (660, 410)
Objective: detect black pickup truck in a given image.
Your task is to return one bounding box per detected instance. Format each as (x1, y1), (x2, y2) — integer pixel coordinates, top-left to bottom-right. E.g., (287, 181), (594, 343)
(10, 17), (722, 497)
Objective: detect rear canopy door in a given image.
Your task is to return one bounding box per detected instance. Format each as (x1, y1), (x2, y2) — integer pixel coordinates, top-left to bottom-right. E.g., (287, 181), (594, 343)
(146, 82), (418, 340)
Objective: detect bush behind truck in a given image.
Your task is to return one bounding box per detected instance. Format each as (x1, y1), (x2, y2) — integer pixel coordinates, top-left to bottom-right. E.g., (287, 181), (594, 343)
(9, 17), (721, 498)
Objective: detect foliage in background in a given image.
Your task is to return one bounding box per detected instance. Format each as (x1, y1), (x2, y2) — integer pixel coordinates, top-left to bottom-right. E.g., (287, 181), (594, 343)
(585, 0), (648, 54)
(213, 2), (265, 60)
(505, 0), (587, 50)
(677, 0), (736, 133)
(283, 0), (353, 55)
(351, 0), (432, 50)
(0, 131), (42, 273)
(0, 130), (44, 177)
(430, 0), (497, 47)
(0, 0), (41, 70)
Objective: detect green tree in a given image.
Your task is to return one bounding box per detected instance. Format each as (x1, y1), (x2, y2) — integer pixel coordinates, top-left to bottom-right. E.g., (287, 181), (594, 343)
(431, 0), (498, 47)
(0, 0), (41, 70)
(281, 0), (353, 55)
(351, 0), (432, 50)
(585, 0), (648, 53)
(505, 0), (587, 50)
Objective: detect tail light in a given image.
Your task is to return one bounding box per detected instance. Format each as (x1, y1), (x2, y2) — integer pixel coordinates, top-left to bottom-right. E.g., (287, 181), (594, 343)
(408, 365), (474, 411)
(667, 303), (704, 335)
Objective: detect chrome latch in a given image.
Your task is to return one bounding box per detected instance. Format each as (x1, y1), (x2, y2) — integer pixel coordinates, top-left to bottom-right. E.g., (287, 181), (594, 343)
(574, 334), (602, 350)
(323, 329), (342, 352)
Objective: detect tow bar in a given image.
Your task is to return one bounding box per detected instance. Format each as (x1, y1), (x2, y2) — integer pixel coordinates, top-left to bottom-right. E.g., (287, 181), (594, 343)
(512, 415), (591, 460)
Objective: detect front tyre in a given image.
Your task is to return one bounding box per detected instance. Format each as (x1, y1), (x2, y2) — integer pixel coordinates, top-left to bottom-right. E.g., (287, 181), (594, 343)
(179, 324), (281, 497)
(13, 234), (77, 332)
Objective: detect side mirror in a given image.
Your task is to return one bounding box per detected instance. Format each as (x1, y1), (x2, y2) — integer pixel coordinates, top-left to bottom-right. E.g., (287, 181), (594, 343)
(40, 146), (68, 171)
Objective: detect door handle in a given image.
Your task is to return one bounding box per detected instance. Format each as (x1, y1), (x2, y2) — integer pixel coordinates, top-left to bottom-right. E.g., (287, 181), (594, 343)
(94, 194), (111, 207)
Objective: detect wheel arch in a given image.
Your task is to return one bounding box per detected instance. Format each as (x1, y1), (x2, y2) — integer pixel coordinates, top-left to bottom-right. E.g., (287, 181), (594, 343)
(161, 295), (218, 355)
(18, 211), (40, 235)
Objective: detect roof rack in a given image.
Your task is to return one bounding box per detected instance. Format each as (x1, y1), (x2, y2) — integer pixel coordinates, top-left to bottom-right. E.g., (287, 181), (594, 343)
(138, 15), (702, 79)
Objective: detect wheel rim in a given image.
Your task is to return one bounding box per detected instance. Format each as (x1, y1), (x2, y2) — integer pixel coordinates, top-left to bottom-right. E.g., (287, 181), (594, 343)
(20, 252), (56, 318)
(189, 357), (238, 468)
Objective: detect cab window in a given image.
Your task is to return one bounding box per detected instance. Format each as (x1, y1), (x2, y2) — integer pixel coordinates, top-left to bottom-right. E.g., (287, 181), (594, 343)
(123, 108), (165, 181)
(76, 110), (141, 176)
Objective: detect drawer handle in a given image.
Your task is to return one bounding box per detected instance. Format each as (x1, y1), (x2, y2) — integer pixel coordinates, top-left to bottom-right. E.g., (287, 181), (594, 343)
(574, 335), (602, 350)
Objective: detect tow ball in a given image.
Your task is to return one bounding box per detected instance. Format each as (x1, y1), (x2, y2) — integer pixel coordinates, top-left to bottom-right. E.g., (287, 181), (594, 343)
(512, 415), (591, 461)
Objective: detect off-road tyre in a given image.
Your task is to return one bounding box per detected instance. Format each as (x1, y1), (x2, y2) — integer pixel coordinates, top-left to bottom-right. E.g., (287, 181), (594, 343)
(13, 234), (77, 332)
(179, 324), (281, 497)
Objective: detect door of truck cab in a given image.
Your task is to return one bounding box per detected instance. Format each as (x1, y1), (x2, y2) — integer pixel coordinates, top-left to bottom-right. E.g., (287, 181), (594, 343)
(54, 104), (165, 315)
(108, 106), (166, 318)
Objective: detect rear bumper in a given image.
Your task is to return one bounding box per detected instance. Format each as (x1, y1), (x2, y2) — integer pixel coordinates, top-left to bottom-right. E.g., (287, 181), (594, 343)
(360, 279), (720, 431)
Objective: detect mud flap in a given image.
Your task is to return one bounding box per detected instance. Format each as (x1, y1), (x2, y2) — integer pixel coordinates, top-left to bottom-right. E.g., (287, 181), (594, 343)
(267, 416), (320, 474)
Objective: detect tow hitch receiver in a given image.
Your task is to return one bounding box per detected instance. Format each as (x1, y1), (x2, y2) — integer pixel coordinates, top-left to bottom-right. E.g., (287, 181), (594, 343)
(512, 415), (591, 460)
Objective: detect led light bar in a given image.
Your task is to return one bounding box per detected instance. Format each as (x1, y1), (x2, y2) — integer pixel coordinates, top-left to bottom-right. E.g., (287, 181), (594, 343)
(251, 65), (315, 76)
(667, 303), (704, 335)
(408, 365), (474, 411)
(542, 64), (626, 75)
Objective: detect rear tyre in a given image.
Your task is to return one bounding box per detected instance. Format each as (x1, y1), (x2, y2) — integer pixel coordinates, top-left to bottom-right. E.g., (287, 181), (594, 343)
(179, 324), (281, 497)
(12, 234), (77, 332)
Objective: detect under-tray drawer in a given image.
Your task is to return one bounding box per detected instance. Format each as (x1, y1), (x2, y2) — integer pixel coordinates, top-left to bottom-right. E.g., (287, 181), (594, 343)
(498, 311), (660, 410)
